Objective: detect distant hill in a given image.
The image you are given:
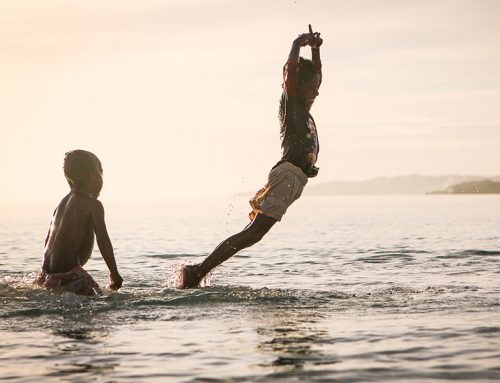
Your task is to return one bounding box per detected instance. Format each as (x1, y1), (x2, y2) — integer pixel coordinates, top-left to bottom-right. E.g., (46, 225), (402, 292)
(429, 179), (500, 194)
(307, 175), (500, 195)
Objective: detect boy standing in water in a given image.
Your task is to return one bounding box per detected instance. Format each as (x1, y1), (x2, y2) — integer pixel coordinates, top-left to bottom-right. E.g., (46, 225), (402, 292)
(180, 26), (323, 288)
(36, 150), (123, 295)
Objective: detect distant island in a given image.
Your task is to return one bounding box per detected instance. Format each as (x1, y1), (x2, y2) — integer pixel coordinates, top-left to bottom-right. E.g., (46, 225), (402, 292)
(428, 179), (500, 194)
(307, 175), (500, 195)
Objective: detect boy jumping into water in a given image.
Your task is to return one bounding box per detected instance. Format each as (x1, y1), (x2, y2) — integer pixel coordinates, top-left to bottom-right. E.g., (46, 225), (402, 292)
(36, 150), (123, 295)
(180, 25), (323, 288)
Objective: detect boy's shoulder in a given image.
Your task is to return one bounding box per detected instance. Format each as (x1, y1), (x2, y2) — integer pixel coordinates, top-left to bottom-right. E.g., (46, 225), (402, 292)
(63, 192), (104, 215)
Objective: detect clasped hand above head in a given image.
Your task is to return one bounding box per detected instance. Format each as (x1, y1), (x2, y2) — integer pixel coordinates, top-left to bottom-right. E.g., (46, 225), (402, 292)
(295, 24), (323, 48)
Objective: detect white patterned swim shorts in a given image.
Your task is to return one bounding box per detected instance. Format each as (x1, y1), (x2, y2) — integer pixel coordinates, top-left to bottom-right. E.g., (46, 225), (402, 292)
(249, 162), (308, 221)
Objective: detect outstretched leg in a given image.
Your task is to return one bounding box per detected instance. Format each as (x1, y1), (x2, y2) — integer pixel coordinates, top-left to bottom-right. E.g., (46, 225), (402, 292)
(180, 213), (277, 288)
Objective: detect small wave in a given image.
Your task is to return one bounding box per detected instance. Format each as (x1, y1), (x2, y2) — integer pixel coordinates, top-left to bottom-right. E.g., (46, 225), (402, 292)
(356, 253), (415, 264)
(472, 326), (500, 335)
(372, 249), (431, 255)
(457, 249), (500, 256)
(0, 269), (494, 330)
(438, 249), (500, 259)
(148, 253), (201, 259)
(163, 286), (306, 305)
(354, 248), (431, 255)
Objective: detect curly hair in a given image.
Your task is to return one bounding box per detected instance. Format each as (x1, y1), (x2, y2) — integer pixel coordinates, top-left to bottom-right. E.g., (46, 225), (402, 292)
(63, 150), (101, 187)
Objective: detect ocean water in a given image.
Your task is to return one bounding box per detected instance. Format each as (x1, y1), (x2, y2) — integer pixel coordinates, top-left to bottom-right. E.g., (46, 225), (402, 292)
(1, 195), (499, 382)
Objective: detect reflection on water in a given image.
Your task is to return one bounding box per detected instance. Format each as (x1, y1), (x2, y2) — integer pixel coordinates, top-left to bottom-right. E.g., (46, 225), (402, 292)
(0, 319), (118, 382)
(46, 317), (118, 380)
(254, 306), (339, 373)
(54, 326), (101, 341)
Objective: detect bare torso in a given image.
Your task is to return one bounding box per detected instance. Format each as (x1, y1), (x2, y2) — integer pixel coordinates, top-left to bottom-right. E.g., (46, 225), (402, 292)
(42, 192), (95, 273)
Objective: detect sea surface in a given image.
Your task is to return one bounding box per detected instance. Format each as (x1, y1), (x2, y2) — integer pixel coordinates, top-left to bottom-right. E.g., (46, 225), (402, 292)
(1, 195), (499, 382)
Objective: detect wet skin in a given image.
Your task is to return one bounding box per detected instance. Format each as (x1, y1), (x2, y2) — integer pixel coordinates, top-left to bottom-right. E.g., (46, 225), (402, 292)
(42, 192), (97, 273)
(41, 169), (122, 289)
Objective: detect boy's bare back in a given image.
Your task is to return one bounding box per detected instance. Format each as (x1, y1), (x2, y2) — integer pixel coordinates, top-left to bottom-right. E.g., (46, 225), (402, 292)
(43, 192), (100, 274)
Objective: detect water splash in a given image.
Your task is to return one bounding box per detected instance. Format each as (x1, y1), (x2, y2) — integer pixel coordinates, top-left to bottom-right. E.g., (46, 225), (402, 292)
(163, 263), (212, 289)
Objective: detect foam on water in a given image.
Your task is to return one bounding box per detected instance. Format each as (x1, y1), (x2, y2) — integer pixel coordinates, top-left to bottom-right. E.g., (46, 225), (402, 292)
(0, 272), (496, 324)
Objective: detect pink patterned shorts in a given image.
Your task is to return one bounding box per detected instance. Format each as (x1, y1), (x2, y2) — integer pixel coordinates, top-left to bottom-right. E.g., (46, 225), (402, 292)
(35, 266), (102, 296)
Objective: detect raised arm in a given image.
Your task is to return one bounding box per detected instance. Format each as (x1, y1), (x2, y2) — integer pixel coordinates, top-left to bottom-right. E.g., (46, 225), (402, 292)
(283, 24), (323, 95)
(91, 200), (123, 290)
(283, 34), (309, 96)
(309, 25), (323, 87)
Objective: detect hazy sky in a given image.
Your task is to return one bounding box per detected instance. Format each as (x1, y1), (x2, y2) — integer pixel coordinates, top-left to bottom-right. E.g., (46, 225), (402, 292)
(1, 0), (499, 203)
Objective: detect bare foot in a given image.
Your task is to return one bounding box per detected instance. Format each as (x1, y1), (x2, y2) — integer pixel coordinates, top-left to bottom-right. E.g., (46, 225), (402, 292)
(179, 264), (202, 289)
